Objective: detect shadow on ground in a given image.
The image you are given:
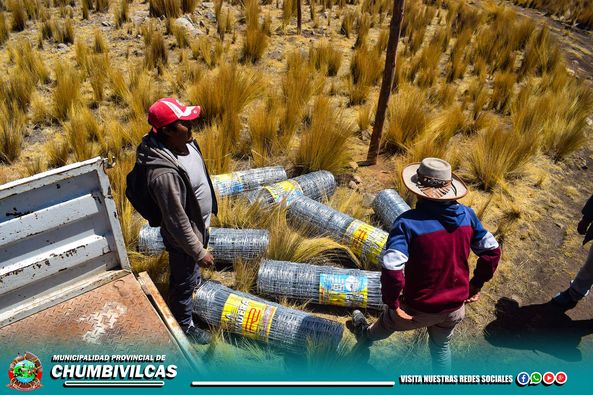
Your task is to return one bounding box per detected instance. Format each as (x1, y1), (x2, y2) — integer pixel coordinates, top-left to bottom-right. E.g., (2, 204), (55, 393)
(484, 297), (593, 362)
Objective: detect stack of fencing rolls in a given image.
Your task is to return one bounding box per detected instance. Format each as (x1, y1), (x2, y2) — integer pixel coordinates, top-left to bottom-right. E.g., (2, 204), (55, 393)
(211, 166), (287, 198)
(247, 170), (336, 205)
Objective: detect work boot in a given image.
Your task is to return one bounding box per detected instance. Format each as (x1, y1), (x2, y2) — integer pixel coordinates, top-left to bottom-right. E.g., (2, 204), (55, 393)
(184, 325), (212, 345)
(352, 310), (370, 341)
(552, 289), (580, 311)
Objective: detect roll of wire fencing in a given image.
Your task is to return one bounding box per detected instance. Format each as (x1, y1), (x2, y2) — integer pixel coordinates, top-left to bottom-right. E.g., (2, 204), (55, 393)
(257, 260), (383, 310)
(372, 189), (411, 230)
(246, 170), (336, 205)
(193, 281), (344, 354)
(211, 166), (287, 198)
(286, 195), (388, 268)
(137, 224), (269, 266)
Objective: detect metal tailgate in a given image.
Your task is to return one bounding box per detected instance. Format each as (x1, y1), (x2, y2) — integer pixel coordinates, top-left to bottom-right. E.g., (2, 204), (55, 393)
(0, 158), (191, 363)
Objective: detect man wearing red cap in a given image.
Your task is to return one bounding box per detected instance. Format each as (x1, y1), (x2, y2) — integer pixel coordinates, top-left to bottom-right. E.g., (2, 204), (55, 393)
(135, 98), (218, 343)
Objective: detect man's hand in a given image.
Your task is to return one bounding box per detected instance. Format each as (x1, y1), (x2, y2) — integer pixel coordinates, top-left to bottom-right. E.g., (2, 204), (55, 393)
(465, 284), (481, 303)
(198, 251), (215, 268)
(577, 218), (590, 235)
(395, 307), (413, 321)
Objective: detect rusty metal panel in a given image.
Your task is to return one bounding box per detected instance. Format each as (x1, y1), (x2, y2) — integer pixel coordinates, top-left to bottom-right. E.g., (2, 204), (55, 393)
(0, 274), (186, 360)
(0, 157), (130, 327)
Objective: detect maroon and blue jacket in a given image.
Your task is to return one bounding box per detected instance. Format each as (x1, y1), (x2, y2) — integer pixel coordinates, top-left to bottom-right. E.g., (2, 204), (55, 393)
(381, 199), (501, 313)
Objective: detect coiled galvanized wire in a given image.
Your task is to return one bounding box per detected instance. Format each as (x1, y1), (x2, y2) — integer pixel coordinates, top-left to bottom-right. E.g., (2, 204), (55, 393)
(247, 171), (336, 205)
(372, 189), (411, 230)
(212, 166), (287, 197)
(193, 281), (344, 354)
(137, 224), (269, 264)
(257, 260), (383, 310)
(286, 195), (388, 267)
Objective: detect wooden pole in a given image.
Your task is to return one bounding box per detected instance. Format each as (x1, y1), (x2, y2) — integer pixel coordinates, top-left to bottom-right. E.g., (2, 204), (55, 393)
(363, 0), (405, 166)
(297, 0), (302, 34)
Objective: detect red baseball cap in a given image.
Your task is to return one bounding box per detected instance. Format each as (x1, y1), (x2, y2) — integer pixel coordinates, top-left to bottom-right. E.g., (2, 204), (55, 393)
(147, 98), (201, 133)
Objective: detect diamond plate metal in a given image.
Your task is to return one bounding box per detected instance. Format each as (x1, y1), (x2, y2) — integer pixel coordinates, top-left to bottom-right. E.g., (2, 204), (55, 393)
(0, 274), (185, 359)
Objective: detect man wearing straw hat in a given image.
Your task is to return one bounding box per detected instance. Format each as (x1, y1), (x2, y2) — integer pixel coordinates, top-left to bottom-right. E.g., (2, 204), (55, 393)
(352, 158), (501, 372)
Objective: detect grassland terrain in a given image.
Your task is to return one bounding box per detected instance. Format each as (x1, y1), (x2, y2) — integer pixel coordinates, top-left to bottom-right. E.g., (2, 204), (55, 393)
(1, 0), (592, 372)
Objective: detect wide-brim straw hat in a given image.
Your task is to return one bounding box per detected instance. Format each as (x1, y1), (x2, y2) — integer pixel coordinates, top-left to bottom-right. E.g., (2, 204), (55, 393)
(402, 158), (468, 201)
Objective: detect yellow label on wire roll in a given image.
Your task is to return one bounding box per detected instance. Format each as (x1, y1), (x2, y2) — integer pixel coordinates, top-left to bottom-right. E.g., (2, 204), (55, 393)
(345, 220), (388, 267)
(263, 180), (303, 204)
(220, 294), (277, 341)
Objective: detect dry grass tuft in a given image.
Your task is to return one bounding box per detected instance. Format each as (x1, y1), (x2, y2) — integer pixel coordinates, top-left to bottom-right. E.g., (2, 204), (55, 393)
(280, 50), (316, 140)
(340, 10), (355, 38)
(241, 0), (268, 64)
(0, 102), (26, 164)
(521, 26), (561, 76)
(466, 125), (537, 191)
(149, 0), (181, 18)
(384, 84), (427, 151)
(52, 62), (81, 121)
(144, 30), (168, 71)
(357, 104), (372, 132)
(0, 12), (9, 45)
(195, 122), (233, 174)
(63, 106), (101, 162)
(9, 0), (26, 32)
(490, 71), (516, 114)
(248, 98), (280, 167)
(309, 40), (342, 77)
(191, 36), (223, 68)
(294, 96), (354, 174)
(114, 0), (130, 28)
(188, 62), (262, 147)
(93, 28), (108, 53)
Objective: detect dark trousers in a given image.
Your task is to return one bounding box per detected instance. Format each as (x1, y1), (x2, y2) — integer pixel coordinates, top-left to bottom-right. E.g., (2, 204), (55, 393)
(167, 248), (200, 328)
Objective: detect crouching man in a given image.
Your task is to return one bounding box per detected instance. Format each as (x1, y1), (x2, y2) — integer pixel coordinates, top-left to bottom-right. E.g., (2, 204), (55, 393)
(352, 158), (501, 372)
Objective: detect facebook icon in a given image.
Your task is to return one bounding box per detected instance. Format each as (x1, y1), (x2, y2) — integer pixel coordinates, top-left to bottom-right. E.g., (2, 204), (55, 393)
(516, 372), (530, 386)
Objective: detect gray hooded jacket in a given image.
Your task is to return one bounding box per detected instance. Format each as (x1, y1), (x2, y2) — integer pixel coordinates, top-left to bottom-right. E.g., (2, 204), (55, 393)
(136, 133), (218, 262)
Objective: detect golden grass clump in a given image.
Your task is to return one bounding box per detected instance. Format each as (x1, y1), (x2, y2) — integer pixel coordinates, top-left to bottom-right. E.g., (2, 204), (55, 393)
(409, 41), (441, 88)
(191, 36), (223, 68)
(188, 62), (261, 140)
(149, 0), (181, 18)
(95, 0), (110, 13)
(348, 44), (383, 105)
(282, 0), (295, 28)
(248, 98), (280, 167)
(521, 26), (561, 76)
(354, 12), (371, 48)
(114, 0), (130, 28)
(93, 28), (108, 53)
(384, 84), (427, 151)
(241, 0), (268, 64)
(9, 0), (26, 32)
(308, 40), (342, 77)
(181, 0), (198, 13)
(446, 28), (471, 82)
(45, 135), (70, 169)
(466, 126), (537, 191)
(490, 71), (516, 114)
(52, 62), (81, 121)
(0, 12), (9, 45)
(357, 104), (372, 132)
(2, 72), (33, 110)
(0, 101), (26, 164)
(196, 122), (233, 174)
(280, 50), (316, 141)
(12, 38), (50, 84)
(144, 30), (168, 71)
(128, 68), (163, 118)
(63, 107), (101, 162)
(294, 96), (354, 175)
(340, 10), (355, 38)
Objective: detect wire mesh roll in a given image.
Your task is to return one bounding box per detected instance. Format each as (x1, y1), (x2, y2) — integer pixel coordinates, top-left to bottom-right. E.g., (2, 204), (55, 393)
(286, 195), (388, 267)
(247, 171), (336, 205)
(137, 225), (269, 264)
(193, 281), (344, 354)
(212, 166), (287, 197)
(208, 227), (269, 264)
(372, 189), (411, 230)
(257, 260), (383, 310)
